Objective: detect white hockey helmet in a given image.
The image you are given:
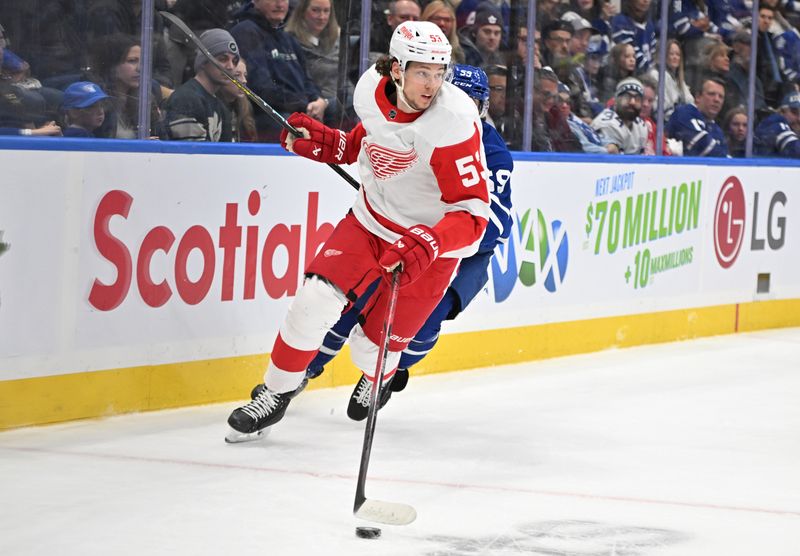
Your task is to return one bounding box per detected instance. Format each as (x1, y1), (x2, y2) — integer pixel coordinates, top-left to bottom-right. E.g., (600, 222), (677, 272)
(389, 20), (452, 72)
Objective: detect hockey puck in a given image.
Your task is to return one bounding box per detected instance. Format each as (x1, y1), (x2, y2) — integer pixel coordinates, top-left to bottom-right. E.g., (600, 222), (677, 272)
(355, 526), (381, 539)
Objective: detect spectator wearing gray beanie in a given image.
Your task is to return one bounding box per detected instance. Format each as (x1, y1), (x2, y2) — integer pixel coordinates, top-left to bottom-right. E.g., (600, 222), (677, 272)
(194, 29), (240, 74)
(164, 28), (239, 141)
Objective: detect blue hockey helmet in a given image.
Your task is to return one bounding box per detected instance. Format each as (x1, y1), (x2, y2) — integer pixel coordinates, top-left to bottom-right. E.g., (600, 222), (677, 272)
(448, 64), (490, 119)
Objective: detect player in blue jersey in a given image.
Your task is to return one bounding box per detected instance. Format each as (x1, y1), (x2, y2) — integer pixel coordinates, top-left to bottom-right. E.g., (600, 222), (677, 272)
(754, 92), (800, 158)
(253, 65), (514, 420)
(667, 76), (728, 157)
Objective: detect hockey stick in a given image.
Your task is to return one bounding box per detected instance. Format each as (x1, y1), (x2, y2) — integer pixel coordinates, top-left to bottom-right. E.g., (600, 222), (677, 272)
(353, 269), (417, 526)
(158, 11), (360, 191)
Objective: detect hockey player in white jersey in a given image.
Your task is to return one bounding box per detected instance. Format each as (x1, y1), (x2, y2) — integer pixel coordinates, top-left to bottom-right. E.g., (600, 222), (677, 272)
(226, 20), (490, 442)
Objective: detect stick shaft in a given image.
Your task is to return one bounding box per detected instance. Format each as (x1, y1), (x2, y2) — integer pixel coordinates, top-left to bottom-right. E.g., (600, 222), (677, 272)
(354, 269), (401, 511)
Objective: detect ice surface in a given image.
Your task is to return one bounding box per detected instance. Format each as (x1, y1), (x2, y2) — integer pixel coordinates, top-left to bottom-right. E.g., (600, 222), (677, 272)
(2, 328), (799, 555)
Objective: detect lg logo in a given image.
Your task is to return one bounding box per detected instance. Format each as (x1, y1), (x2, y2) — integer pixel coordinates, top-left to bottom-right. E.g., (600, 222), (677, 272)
(713, 176), (787, 269)
(751, 191), (787, 251)
(713, 176), (745, 268)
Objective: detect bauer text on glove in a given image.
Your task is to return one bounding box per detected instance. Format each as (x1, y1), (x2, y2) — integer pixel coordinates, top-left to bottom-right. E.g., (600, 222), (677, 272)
(379, 225), (440, 287)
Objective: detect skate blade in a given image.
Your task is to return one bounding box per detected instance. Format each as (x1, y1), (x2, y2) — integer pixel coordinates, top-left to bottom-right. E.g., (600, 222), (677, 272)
(224, 426), (271, 444)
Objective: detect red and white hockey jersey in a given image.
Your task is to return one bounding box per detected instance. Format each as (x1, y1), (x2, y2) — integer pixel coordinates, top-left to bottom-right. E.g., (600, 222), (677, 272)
(343, 67), (490, 259)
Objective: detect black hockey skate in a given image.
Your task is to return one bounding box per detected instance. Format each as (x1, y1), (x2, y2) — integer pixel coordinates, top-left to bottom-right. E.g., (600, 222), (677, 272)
(391, 368), (409, 392)
(347, 373), (397, 421)
(225, 387), (291, 444)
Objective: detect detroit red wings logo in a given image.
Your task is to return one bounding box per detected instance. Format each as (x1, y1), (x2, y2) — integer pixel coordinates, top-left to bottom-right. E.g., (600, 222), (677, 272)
(364, 142), (418, 180)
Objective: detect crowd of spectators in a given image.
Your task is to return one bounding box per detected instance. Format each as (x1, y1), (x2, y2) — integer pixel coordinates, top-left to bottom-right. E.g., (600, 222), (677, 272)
(1, 0), (799, 158)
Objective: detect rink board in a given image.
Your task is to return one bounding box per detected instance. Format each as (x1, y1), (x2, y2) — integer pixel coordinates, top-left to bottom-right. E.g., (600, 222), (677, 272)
(1, 139), (799, 428)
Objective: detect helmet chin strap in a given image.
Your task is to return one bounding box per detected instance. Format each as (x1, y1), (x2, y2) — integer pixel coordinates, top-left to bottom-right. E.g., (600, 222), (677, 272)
(394, 72), (423, 113)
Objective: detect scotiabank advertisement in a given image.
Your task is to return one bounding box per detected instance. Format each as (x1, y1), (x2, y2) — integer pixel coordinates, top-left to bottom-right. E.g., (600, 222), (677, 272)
(1, 147), (799, 380)
(0, 150), (357, 379)
(78, 154), (352, 351)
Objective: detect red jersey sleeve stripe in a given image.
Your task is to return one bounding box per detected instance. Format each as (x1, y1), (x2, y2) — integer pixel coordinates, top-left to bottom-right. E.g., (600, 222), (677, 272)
(429, 122), (490, 206)
(343, 123), (366, 164)
(433, 212), (488, 255)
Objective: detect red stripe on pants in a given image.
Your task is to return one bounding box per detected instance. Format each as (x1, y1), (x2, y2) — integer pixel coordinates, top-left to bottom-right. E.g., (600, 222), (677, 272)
(270, 333), (318, 373)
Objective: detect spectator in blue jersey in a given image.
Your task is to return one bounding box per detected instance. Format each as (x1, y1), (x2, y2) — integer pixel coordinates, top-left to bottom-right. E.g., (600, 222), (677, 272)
(610, 0), (657, 73)
(256, 65), (514, 418)
(779, 0), (800, 17)
(669, 0), (722, 91)
(726, 0), (753, 20)
(559, 81), (618, 153)
(706, 0), (744, 42)
(578, 34), (607, 116)
(230, 0), (327, 142)
(164, 29), (239, 141)
(774, 27), (800, 85)
(60, 81), (110, 138)
(668, 76), (729, 157)
(754, 92), (800, 157)
(585, 0), (619, 52)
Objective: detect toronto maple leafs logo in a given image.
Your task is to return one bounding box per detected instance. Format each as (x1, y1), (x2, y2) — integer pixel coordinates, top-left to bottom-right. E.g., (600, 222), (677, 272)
(364, 142), (418, 180)
(207, 112), (223, 141)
